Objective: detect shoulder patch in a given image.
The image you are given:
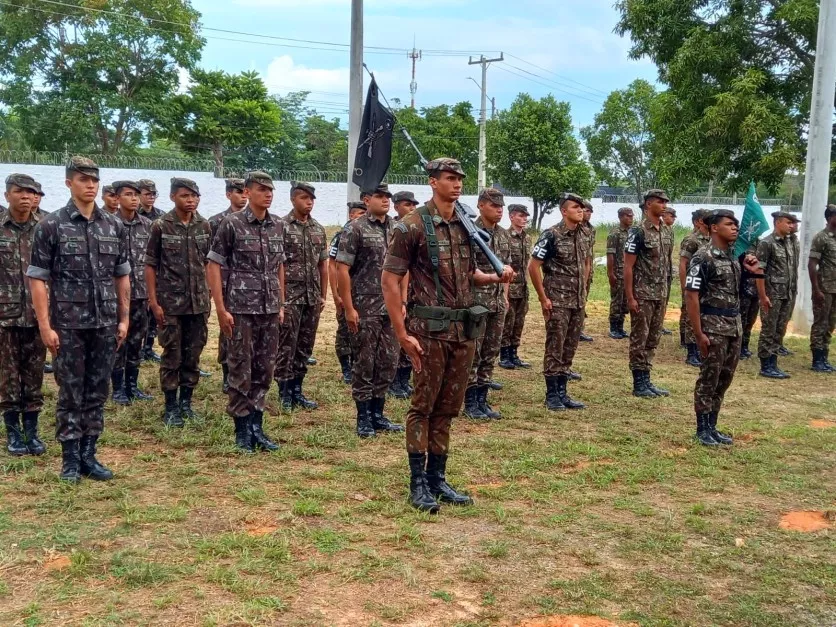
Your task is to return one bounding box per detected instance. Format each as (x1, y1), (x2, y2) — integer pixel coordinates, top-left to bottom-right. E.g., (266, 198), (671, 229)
(394, 222), (408, 234)
(689, 264), (701, 276)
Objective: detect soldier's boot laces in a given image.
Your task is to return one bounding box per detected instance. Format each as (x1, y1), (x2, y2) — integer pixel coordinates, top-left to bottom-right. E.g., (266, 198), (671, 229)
(407, 453), (440, 514)
(644, 372), (670, 397)
(696, 413), (720, 447)
(22, 412), (46, 456)
(338, 354), (352, 385)
(463, 386), (487, 419)
(512, 347), (532, 368)
(498, 346), (516, 370)
(544, 376), (566, 411)
(557, 375), (585, 409)
(233, 414), (254, 452)
(292, 376), (318, 410)
(426, 453), (473, 506)
(126, 366), (153, 401)
(387, 369), (408, 399)
(59, 440), (82, 483)
(111, 368), (131, 406)
(4, 411), (29, 456)
(79, 436), (113, 481)
(569, 370), (582, 381)
(221, 363), (230, 394)
(771, 355), (791, 379)
(709, 411), (733, 445)
(487, 379), (503, 391)
(685, 344), (702, 368)
(631, 370), (658, 398)
(250, 410), (279, 451)
(477, 385), (502, 419)
(278, 380), (295, 411)
(162, 390), (184, 428)
(179, 387), (199, 421)
(355, 400), (375, 438)
(371, 397), (404, 433)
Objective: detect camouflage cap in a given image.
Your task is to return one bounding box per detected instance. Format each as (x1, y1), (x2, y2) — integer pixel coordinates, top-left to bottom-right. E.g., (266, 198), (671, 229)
(478, 187), (505, 206)
(705, 209), (738, 226)
(112, 180), (141, 194)
(33, 180), (45, 196)
(643, 188), (670, 202)
(559, 192), (586, 208)
(362, 182), (392, 198)
(826, 204), (836, 218)
(225, 178), (246, 192)
(392, 190), (418, 204)
(66, 156), (99, 181)
(347, 201), (367, 211)
(245, 171), (274, 190)
(617, 206), (634, 216)
(290, 180), (316, 199)
(691, 209), (708, 223)
(137, 179), (157, 193)
(102, 184), (116, 196)
(771, 210), (798, 222)
(508, 203), (529, 216)
(170, 177), (200, 196)
(425, 157), (466, 178)
(663, 206), (677, 216)
(582, 199), (594, 212)
(5, 173), (40, 194)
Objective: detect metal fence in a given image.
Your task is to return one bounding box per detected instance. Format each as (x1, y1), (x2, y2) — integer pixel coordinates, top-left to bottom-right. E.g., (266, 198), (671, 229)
(0, 149), (216, 173)
(601, 193), (799, 211)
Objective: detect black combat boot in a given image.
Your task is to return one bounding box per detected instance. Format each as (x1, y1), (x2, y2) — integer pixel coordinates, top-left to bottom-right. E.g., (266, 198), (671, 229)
(608, 320), (621, 339)
(338, 354), (352, 385)
(556, 375), (585, 409)
(696, 413), (720, 447)
(771, 355), (790, 379)
(544, 376), (565, 411)
(198, 369), (211, 378)
(498, 346), (515, 370)
(162, 390), (184, 427)
(739, 338), (752, 359)
(292, 376), (318, 410)
(661, 327), (672, 335)
(250, 410), (279, 451)
(59, 440), (82, 483)
(426, 453), (473, 505)
(777, 345), (791, 356)
(142, 345), (161, 363)
(611, 317), (628, 339)
(222, 363), (230, 393)
(408, 453), (440, 513)
(4, 411), (28, 456)
(278, 380), (295, 411)
(569, 370), (583, 381)
(371, 397), (404, 433)
(43, 361), (53, 374)
(179, 387), (198, 421)
(477, 385), (501, 419)
(811, 348), (834, 373)
(632, 370), (657, 398)
(355, 400), (375, 438)
(308, 356), (318, 366)
(685, 344), (702, 367)
(512, 347), (531, 368)
(823, 348), (836, 372)
(22, 412), (46, 456)
(387, 368), (408, 399)
(111, 368), (131, 406)
(79, 436), (113, 481)
(579, 332), (593, 342)
(679, 331), (686, 347)
(708, 412), (733, 445)
(487, 379), (503, 391)
(233, 415), (254, 452)
(462, 386), (487, 419)
(126, 366), (153, 401)
(645, 372), (670, 397)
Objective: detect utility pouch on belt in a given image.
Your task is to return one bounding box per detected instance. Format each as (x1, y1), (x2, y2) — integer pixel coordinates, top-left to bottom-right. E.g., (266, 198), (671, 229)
(411, 305), (469, 333)
(463, 305), (490, 340)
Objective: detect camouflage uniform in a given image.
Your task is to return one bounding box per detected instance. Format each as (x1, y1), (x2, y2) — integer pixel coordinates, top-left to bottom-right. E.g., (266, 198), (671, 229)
(783, 233), (801, 345)
(679, 230), (710, 343)
(209, 205), (238, 368)
(606, 225), (630, 325)
(501, 225), (530, 351)
(756, 232), (797, 359)
(329, 224), (353, 361)
(137, 180), (164, 355)
(809, 228), (836, 351)
(114, 208), (152, 371)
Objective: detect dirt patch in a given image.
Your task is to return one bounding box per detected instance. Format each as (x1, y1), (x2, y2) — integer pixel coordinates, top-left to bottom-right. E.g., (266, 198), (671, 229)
(519, 616), (634, 627)
(809, 420), (836, 429)
(245, 523), (279, 536)
(778, 511), (832, 532)
(43, 555), (71, 572)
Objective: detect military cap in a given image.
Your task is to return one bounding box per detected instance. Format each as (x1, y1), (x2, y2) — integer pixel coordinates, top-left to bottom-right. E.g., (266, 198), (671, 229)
(691, 209), (708, 223)
(170, 177), (200, 196)
(33, 180), (45, 196)
(102, 184), (116, 196)
(705, 209), (738, 226)
(290, 180), (316, 199)
(225, 177), (246, 192)
(425, 157), (466, 177)
(478, 187), (505, 206)
(137, 179), (157, 193)
(617, 206), (634, 216)
(643, 188), (670, 202)
(663, 206), (677, 216)
(559, 192), (586, 208)
(347, 201), (367, 211)
(5, 173), (40, 194)
(771, 210), (798, 222)
(362, 182), (392, 198)
(392, 190), (418, 204)
(65, 156), (99, 180)
(583, 200), (594, 212)
(244, 171), (274, 190)
(508, 203), (530, 216)
(112, 180), (141, 194)
(826, 204), (836, 218)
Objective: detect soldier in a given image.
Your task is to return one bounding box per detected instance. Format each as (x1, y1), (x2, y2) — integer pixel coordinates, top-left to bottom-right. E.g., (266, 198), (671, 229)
(606, 207), (634, 339)
(808, 204), (836, 372)
(381, 158), (514, 513)
(209, 178), (248, 394)
(679, 210), (710, 366)
(661, 206), (677, 336)
(275, 181), (328, 411)
(529, 193), (590, 412)
(110, 181), (154, 406)
(1, 174), (47, 456)
(28, 182), (55, 376)
(685, 209), (763, 446)
(499, 203), (532, 368)
(392, 190), (419, 219)
(138, 179), (164, 363)
(755, 211), (799, 378)
(336, 183), (404, 437)
(27, 157), (130, 482)
(662, 206), (676, 227)
(145, 178), (211, 426)
(102, 184), (118, 214)
(780, 217), (801, 356)
(624, 189), (674, 398)
(738, 237), (761, 359)
(207, 171), (285, 452)
(463, 188), (511, 420)
(578, 200), (595, 342)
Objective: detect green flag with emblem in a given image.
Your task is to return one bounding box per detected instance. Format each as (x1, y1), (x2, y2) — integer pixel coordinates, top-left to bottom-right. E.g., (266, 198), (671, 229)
(734, 182), (769, 258)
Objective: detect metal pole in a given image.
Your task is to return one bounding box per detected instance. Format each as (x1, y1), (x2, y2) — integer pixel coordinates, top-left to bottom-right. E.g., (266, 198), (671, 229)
(794, 0), (836, 332)
(468, 53), (503, 190)
(347, 0), (363, 207)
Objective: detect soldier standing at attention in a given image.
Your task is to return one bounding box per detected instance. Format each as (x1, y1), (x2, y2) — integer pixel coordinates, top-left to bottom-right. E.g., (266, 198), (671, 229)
(31, 182), (55, 376)
(208, 172), (285, 452)
(661, 206), (677, 336)
(679, 210), (710, 366)
(755, 211), (799, 379)
(623, 189), (674, 398)
(738, 237), (761, 359)
(808, 205), (836, 372)
(276, 182), (328, 411)
(137, 179), (163, 363)
(27, 157), (130, 482)
(578, 200), (596, 342)
(780, 217), (801, 356)
(208, 178), (247, 394)
(381, 158), (514, 513)
(529, 193), (590, 412)
(685, 209), (763, 446)
(606, 207), (634, 339)
(499, 204), (532, 369)
(336, 183), (404, 437)
(463, 188), (511, 420)
(1, 174), (47, 456)
(110, 181), (154, 406)
(102, 185), (118, 214)
(145, 178), (211, 427)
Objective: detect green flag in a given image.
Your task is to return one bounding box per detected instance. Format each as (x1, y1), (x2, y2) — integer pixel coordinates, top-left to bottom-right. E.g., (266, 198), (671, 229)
(734, 182), (769, 258)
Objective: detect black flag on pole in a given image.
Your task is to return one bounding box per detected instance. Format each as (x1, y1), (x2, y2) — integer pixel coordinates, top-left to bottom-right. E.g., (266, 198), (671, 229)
(352, 78), (395, 192)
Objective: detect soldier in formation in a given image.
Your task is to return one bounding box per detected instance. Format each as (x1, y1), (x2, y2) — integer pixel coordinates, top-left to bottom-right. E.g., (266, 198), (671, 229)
(661, 206), (677, 336)
(499, 203), (532, 369)
(138, 179), (164, 363)
(808, 204), (836, 372)
(606, 207), (633, 339)
(678, 210), (710, 366)
(738, 237), (761, 360)
(662, 206), (677, 228)
(102, 185), (118, 214)
(579, 200), (595, 343)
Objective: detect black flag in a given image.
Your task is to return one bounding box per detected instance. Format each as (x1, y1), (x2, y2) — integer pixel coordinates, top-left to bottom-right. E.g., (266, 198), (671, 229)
(352, 78), (395, 192)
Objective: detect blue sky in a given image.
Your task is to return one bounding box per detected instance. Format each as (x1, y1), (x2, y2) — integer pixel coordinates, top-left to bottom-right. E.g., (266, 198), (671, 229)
(191, 0), (658, 130)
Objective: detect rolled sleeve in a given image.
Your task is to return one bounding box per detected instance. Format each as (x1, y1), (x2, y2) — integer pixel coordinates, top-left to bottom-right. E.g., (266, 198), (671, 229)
(335, 251), (355, 266)
(207, 250), (227, 267)
(809, 250), (822, 260)
(382, 253), (409, 276)
(114, 261), (131, 277)
(25, 265), (51, 281)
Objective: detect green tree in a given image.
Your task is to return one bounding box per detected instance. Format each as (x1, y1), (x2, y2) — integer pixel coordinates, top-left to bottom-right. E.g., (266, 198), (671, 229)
(0, 0), (204, 154)
(298, 115), (347, 172)
(489, 93), (594, 229)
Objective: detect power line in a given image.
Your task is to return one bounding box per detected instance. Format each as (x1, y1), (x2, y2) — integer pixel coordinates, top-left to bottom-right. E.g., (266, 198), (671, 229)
(505, 53), (610, 97)
(494, 65), (605, 105)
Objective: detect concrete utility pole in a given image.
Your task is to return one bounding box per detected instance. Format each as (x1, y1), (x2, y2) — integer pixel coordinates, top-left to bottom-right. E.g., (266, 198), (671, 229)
(468, 53), (503, 190)
(794, 0), (836, 332)
(346, 0), (363, 206)
(408, 42), (422, 109)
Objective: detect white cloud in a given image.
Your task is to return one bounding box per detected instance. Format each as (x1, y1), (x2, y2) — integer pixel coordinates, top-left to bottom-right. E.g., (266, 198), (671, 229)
(264, 55), (350, 95)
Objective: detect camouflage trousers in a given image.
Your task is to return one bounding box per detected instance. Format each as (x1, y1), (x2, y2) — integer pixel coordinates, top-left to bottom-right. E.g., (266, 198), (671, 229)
(544, 307), (584, 377)
(227, 313), (280, 418)
(609, 279), (627, 323)
(0, 326), (46, 413)
(757, 298), (791, 359)
(629, 299), (666, 371)
(501, 296), (529, 349)
(469, 309), (505, 387)
(335, 309), (352, 358)
(680, 300), (694, 344)
(694, 333), (741, 415)
(115, 299), (148, 371)
(54, 327), (117, 442)
(217, 333), (228, 365)
(159, 313), (208, 391)
(144, 305), (158, 348)
(350, 315), (398, 401)
(276, 303), (321, 381)
(811, 292), (836, 351)
(740, 295), (760, 346)
(406, 336), (475, 456)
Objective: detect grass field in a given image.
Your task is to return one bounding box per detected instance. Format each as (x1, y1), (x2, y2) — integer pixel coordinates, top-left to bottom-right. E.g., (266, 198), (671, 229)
(1, 226), (834, 627)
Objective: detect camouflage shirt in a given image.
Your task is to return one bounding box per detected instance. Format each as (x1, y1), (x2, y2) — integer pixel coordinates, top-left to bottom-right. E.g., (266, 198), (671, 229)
(209, 207), (239, 291)
(739, 239), (760, 299)
(473, 217), (511, 313)
(283, 212), (328, 306)
(757, 233), (798, 300)
(581, 223), (596, 259)
(685, 244), (743, 337)
(208, 207), (286, 315)
(26, 201), (131, 329)
(328, 222), (351, 260)
(0, 209), (40, 327)
(336, 213), (393, 317)
(117, 210), (152, 301)
(145, 209), (211, 315)
(531, 221), (590, 310)
(139, 205), (164, 221)
(809, 229), (836, 293)
(680, 230), (709, 261)
(624, 218), (674, 301)
(383, 199), (476, 342)
(606, 226), (630, 278)
(506, 227), (530, 299)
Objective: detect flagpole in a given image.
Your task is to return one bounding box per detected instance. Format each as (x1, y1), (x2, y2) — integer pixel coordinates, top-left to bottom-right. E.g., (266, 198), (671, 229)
(346, 0), (363, 210)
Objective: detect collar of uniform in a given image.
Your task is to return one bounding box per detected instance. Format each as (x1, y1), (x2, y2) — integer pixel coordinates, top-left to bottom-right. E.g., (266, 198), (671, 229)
(555, 220), (579, 235)
(772, 233), (786, 242)
(163, 208), (205, 224)
(140, 206), (159, 215)
(0, 208), (39, 227)
(66, 200), (105, 222)
(364, 212), (389, 225)
(642, 217), (661, 231)
(118, 210), (142, 226)
(509, 227), (525, 237)
(424, 199), (460, 225)
(244, 206), (273, 225)
(474, 216), (498, 231)
(710, 245), (732, 259)
(285, 211), (319, 227)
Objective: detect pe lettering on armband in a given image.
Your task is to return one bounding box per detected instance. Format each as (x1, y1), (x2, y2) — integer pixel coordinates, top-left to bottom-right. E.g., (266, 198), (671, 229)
(329, 245), (338, 257)
(532, 243), (547, 260)
(624, 233), (637, 254)
(684, 275), (702, 290)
